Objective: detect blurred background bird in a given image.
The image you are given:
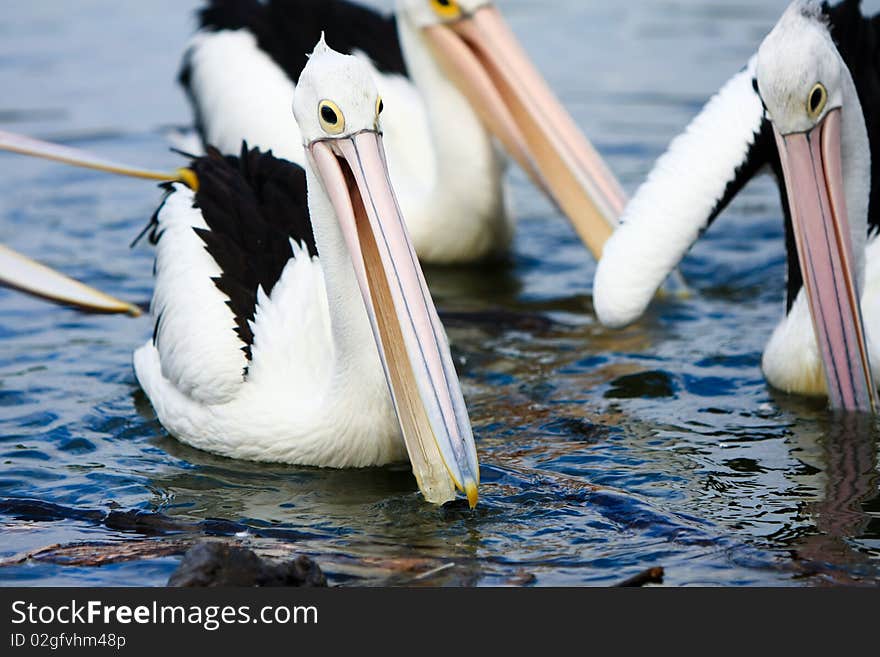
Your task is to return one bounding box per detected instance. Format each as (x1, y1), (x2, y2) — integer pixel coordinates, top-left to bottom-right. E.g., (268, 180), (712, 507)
(177, 0), (626, 264)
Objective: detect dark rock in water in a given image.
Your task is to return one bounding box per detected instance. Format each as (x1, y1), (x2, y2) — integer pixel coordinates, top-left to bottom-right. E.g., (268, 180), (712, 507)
(167, 542), (327, 587)
(605, 370), (678, 400)
(105, 509), (185, 536)
(0, 498), (104, 523)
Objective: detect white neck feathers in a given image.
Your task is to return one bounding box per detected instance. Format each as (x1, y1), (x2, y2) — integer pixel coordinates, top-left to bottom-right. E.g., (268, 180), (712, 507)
(303, 163), (382, 376)
(594, 56), (765, 327)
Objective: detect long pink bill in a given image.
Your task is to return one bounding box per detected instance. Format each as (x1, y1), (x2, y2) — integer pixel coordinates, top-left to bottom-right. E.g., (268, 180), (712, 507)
(0, 244), (140, 316)
(309, 131), (479, 508)
(774, 109), (877, 413)
(425, 6), (626, 259)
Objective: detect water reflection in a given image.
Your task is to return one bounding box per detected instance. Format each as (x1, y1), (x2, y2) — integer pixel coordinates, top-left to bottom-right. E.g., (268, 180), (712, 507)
(424, 260), (522, 311)
(792, 415), (879, 580)
(145, 420), (489, 582)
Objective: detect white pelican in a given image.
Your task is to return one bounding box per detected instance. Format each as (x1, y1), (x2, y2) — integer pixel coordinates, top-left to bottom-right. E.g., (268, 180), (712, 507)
(594, 0), (880, 412)
(179, 0), (626, 264)
(0, 41), (480, 507)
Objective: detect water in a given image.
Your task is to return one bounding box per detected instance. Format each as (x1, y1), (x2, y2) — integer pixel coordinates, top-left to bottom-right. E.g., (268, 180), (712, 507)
(1, 0), (879, 587)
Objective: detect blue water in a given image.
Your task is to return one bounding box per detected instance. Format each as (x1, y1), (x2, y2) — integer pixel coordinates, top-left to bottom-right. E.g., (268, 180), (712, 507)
(1, 0), (879, 586)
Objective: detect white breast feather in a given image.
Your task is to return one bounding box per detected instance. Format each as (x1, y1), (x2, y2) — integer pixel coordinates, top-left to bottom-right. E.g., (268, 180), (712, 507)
(246, 239), (334, 392)
(763, 236), (880, 396)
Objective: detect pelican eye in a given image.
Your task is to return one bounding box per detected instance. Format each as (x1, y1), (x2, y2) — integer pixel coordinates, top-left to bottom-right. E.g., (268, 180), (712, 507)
(376, 96), (384, 117)
(318, 99), (345, 135)
(430, 0), (462, 20)
(807, 83), (827, 120)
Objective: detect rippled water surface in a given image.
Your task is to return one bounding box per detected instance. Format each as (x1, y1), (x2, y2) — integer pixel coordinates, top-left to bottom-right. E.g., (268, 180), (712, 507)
(1, 0), (879, 587)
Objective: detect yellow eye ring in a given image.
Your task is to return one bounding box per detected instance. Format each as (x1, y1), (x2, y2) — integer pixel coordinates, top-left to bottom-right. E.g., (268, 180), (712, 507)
(807, 83), (827, 120)
(318, 99), (345, 135)
(374, 96), (385, 129)
(430, 0), (462, 20)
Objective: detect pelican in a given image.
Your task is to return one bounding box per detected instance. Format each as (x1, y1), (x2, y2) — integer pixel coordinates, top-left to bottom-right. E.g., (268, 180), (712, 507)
(594, 0), (880, 412)
(0, 41), (480, 507)
(178, 0), (626, 264)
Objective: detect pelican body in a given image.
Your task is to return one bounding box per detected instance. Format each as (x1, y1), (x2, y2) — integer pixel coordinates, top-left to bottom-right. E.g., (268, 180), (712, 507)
(149, 41), (480, 505)
(0, 42), (481, 506)
(595, 0), (880, 412)
(179, 0), (625, 264)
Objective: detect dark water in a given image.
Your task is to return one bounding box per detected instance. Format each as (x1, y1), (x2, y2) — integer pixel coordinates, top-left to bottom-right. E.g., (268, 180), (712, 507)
(1, 0), (879, 586)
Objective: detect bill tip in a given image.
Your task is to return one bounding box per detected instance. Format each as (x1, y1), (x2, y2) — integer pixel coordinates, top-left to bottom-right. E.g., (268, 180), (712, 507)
(466, 482), (479, 509)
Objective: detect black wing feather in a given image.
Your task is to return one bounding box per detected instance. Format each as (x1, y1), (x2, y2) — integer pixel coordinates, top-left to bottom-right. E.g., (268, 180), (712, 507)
(825, 0), (880, 236)
(192, 0), (407, 83)
(183, 145), (315, 360)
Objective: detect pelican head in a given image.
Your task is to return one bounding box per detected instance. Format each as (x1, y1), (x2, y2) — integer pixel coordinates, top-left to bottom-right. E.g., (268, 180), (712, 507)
(294, 38), (480, 506)
(757, 2), (846, 136)
(293, 37), (386, 142)
(756, 0), (876, 412)
(396, 0), (625, 260)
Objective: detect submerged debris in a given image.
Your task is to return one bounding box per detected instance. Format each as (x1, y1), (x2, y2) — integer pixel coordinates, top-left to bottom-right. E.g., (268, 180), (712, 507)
(614, 567), (665, 587)
(0, 539), (192, 567)
(167, 542), (326, 588)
